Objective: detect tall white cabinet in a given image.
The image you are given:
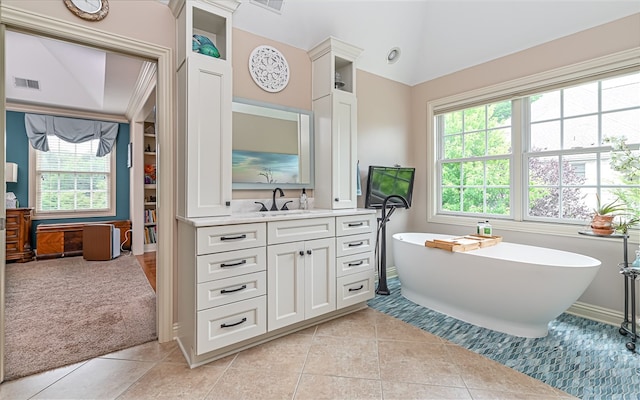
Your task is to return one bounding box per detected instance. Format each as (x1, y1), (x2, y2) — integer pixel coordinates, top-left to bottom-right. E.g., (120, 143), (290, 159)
(175, 0), (237, 218)
(308, 38), (362, 210)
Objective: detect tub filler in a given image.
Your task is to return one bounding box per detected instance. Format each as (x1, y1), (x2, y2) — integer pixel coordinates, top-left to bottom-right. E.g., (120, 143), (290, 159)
(392, 233), (601, 338)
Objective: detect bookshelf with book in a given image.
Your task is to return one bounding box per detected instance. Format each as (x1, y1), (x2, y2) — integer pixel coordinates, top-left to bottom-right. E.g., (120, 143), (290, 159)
(143, 121), (157, 252)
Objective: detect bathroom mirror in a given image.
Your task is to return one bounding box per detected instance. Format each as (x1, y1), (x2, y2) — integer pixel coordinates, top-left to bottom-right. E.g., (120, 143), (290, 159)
(232, 98), (314, 189)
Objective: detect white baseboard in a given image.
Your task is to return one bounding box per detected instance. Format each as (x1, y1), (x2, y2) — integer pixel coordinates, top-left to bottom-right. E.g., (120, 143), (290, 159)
(565, 302), (639, 330)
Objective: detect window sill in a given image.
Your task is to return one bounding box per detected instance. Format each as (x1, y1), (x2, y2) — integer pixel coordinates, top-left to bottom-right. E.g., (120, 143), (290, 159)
(33, 210), (116, 221)
(428, 214), (639, 245)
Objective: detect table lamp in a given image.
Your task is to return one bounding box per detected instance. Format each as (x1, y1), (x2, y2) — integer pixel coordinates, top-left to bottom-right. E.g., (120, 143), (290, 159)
(5, 162), (18, 208)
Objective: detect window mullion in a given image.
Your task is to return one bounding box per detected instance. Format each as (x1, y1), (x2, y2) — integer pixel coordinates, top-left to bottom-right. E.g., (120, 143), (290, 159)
(513, 98), (524, 222)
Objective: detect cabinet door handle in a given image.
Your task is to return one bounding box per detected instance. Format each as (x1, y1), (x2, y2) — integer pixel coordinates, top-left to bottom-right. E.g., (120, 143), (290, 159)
(348, 222), (364, 227)
(220, 317), (247, 328)
(307, 250), (312, 255)
(349, 285), (364, 292)
(334, 198), (339, 202)
(220, 234), (247, 241)
(348, 260), (364, 267)
(220, 284), (247, 294)
(299, 251), (305, 256)
(220, 259), (247, 268)
(348, 242), (364, 247)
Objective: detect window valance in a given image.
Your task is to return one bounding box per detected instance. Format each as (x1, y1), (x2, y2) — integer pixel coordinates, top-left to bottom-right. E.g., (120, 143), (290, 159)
(24, 114), (119, 157)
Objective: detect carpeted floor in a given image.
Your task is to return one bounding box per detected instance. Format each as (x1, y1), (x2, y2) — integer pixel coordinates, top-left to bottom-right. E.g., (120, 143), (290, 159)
(4, 255), (157, 380)
(368, 277), (640, 400)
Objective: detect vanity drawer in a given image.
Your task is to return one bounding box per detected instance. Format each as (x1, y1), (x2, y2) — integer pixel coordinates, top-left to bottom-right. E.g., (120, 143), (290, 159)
(267, 217), (335, 245)
(336, 232), (375, 257)
(336, 214), (376, 237)
(336, 270), (375, 309)
(196, 296), (267, 355)
(337, 252), (375, 278)
(197, 247), (266, 283)
(197, 223), (266, 255)
(197, 272), (266, 310)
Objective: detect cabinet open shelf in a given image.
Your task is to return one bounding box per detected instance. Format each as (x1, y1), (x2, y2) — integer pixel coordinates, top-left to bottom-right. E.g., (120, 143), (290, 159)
(143, 120), (157, 252)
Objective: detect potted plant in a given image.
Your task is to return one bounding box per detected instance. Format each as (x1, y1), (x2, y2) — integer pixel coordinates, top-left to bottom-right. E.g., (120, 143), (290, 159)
(614, 215), (640, 235)
(591, 194), (626, 235)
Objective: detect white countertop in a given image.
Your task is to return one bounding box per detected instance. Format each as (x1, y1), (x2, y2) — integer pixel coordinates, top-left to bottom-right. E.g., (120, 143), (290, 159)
(177, 208), (376, 227)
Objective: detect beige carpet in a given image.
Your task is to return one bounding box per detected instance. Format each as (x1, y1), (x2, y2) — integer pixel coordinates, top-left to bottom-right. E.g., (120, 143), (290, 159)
(4, 255), (157, 380)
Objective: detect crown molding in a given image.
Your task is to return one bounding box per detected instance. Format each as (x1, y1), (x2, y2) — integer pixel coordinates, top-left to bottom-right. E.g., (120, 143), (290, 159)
(6, 102), (129, 123)
(125, 61), (158, 121)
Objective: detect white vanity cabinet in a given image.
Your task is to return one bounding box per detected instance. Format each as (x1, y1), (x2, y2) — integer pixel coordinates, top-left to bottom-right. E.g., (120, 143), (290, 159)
(175, 0), (237, 218)
(267, 218), (336, 330)
(177, 210), (375, 368)
(177, 221), (267, 360)
(309, 37), (362, 210)
(335, 214), (376, 308)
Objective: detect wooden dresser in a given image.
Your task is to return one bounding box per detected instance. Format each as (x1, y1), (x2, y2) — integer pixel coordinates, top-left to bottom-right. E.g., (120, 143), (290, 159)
(35, 220), (131, 259)
(6, 208), (34, 263)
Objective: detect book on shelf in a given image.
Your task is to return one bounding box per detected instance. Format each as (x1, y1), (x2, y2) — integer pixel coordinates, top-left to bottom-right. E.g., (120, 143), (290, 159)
(144, 209), (157, 224)
(144, 225), (158, 244)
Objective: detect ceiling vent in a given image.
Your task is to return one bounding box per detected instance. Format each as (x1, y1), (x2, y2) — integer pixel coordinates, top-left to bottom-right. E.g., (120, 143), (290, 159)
(14, 77), (40, 90)
(250, 0), (284, 13)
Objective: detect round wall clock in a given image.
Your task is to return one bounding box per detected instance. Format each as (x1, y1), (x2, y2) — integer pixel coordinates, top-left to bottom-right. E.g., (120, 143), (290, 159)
(63, 0), (109, 21)
(249, 45), (290, 93)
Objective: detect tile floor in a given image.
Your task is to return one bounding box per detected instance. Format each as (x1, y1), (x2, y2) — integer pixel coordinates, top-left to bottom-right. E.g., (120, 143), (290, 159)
(0, 308), (576, 400)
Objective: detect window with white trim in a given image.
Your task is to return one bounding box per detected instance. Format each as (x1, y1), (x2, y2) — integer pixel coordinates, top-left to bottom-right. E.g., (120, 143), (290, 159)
(32, 136), (116, 218)
(434, 69), (640, 227)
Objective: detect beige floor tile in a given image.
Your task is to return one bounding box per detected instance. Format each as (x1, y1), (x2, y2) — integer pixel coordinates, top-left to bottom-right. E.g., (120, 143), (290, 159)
(303, 335), (380, 380)
(375, 316), (443, 344)
(31, 358), (154, 399)
(231, 333), (313, 372)
(381, 381), (473, 400)
(160, 346), (192, 365)
(378, 340), (464, 387)
(445, 346), (560, 396)
(205, 367), (300, 400)
(315, 310), (377, 339)
(101, 340), (178, 362)
(117, 362), (225, 400)
(0, 363), (84, 400)
(294, 374), (382, 400)
(296, 325), (318, 335)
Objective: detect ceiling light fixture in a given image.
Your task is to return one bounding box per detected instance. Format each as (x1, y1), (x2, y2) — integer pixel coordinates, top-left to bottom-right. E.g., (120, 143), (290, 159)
(386, 47), (401, 64)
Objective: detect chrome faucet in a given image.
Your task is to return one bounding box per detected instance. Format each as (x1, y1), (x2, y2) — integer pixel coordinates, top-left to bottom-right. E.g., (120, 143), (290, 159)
(270, 187), (285, 211)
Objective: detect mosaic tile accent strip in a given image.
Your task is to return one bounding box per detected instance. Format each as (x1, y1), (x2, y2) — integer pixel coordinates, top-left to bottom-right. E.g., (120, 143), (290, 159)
(368, 278), (640, 400)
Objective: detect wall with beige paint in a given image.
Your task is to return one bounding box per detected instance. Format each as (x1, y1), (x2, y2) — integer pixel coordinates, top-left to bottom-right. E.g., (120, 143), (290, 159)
(408, 13), (640, 314)
(233, 28), (311, 111)
(3, 0), (175, 49)
(356, 69), (412, 267)
(231, 28), (312, 200)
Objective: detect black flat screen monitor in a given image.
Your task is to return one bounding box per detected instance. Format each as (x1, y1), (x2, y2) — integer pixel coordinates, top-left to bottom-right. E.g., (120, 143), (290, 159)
(364, 166), (415, 209)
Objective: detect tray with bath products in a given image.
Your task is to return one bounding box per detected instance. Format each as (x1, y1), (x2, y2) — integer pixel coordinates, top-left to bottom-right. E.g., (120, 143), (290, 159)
(425, 234), (502, 252)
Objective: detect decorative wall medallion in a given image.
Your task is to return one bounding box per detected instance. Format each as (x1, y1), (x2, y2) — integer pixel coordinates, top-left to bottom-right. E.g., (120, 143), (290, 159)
(249, 45), (290, 93)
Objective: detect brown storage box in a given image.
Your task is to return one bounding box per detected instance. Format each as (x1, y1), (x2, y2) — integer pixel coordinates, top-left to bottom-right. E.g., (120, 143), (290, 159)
(82, 224), (114, 261)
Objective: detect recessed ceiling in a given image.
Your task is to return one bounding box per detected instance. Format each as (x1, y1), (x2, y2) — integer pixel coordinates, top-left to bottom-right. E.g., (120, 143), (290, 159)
(5, 30), (146, 116)
(4, 1), (639, 116)
(233, 0), (640, 86)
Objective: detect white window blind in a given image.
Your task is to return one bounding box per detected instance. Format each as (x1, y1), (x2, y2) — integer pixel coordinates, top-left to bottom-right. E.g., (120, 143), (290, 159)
(35, 136), (112, 214)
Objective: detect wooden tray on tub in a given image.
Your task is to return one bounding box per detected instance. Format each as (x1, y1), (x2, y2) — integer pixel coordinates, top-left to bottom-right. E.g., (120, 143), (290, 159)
(425, 234), (502, 252)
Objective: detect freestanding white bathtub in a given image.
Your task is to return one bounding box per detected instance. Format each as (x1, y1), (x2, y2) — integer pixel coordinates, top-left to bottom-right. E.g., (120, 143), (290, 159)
(392, 233), (601, 338)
